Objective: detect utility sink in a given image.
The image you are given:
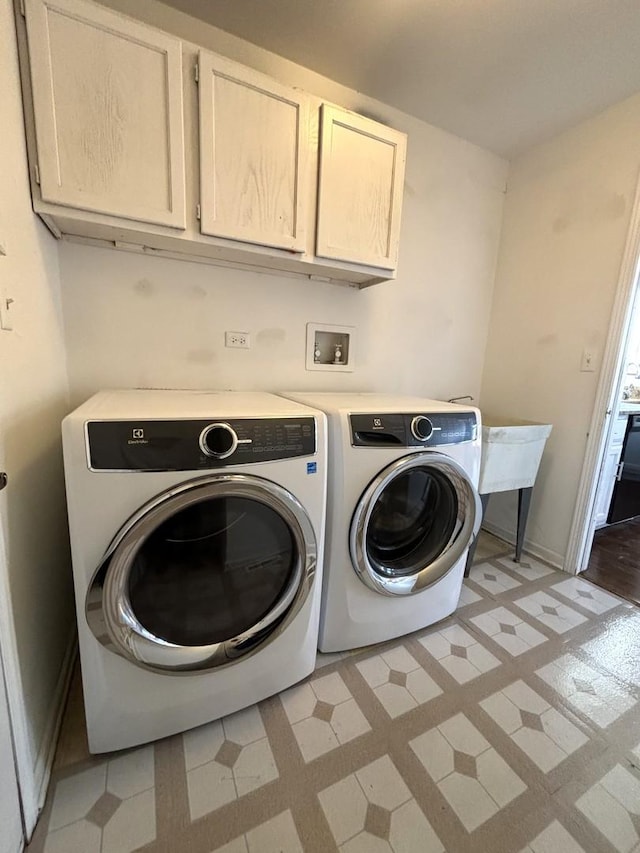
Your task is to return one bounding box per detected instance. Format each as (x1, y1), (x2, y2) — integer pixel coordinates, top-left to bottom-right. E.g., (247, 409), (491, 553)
(479, 415), (552, 494)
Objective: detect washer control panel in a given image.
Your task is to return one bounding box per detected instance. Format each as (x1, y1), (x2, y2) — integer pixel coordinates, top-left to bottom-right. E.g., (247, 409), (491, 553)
(86, 417), (316, 470)
(350, 412), (477, 448)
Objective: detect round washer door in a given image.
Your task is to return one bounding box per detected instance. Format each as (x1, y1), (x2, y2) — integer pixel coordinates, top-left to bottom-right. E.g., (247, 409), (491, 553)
(350, 452), (481, 596)
(86, 474), (317, 673)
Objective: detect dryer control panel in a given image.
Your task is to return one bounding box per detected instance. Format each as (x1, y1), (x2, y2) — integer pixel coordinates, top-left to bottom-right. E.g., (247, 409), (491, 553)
(350, 412), (477, 448)
(86, 417), (316, 471)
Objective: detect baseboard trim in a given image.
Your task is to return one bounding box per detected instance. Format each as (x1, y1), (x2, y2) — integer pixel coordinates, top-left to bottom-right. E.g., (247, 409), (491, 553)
(29, 630), (77, 837)
(480, 522), (566, 572)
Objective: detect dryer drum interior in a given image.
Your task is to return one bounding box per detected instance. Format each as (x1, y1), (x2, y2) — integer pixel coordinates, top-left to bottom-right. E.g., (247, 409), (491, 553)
(86, 474), (317, 673)
(350, 453), (481, 596)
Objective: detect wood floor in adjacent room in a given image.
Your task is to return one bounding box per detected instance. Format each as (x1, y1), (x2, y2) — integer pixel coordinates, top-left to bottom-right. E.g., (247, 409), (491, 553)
(582, 517), (640, 607)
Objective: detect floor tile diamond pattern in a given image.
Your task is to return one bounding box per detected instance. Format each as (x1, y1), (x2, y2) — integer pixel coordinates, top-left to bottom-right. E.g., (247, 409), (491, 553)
(26, 536), (640, 853)
(319, 755), (444, 852)
(515, 591), (588, 634)
(497, 554), (554, 582)
(85, 791), (120, 828)
(43, 747), (156, 853)
(281, 671), (371, 761)
(356, 645), (442, 718)
(419, 623), (501, 683)
(481, 680), (588, 772)
(410, 713), (526, 832)
(551, 577), (623, 614)
(536, 654), (636, 728)
(470, 605), (547, 656)
(184, 705), (279, 819)
(469, 562), (522, 594)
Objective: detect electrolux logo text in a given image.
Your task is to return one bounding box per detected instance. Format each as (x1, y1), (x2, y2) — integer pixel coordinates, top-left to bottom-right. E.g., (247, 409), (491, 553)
(128, 427), (148, 446)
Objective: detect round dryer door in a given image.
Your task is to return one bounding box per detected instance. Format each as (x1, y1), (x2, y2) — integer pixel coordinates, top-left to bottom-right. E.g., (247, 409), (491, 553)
(86, 474), (317, 673)
(350, 453), (481, 596)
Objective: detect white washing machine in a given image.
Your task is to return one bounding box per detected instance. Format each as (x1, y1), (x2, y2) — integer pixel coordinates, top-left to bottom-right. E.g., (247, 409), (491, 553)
(280, 393), (481, 651)
(62, 390), (326, 753)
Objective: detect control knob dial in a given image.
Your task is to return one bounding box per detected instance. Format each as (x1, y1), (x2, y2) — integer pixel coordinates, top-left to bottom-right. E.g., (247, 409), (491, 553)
(199, 422), (238, 459)
(411, 415), (433, 442)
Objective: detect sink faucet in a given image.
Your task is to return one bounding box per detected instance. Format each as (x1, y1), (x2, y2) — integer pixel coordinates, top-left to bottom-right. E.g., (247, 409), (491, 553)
(447, 395), (474, 404)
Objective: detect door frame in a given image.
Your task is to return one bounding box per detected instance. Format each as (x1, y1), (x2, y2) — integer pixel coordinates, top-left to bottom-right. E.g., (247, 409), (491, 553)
(0, 512), (33, 840)
(565, 170), (640, 574)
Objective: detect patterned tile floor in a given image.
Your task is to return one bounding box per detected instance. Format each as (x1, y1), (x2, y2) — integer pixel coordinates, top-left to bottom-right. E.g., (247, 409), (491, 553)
(27, 533), (640, 853)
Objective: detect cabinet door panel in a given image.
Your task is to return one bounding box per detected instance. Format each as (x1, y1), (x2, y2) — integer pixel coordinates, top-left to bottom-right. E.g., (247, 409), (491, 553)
(316, 106), (406, 269)
(594, 445), (622, 528)
(199, 53), (308, 251)
(25, 0), (186, 228)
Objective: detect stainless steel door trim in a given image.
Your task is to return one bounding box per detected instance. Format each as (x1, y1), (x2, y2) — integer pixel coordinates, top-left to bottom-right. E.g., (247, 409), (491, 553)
(86, 474), (317, 674)
(350, 452), (481, 597)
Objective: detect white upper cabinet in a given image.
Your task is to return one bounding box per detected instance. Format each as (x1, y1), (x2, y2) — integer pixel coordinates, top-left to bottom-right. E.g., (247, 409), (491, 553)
(23, 0), (186, 229)
(16, 0), (407, 285)
(316, 105), (407, 269)
(198, 53), (309, 252)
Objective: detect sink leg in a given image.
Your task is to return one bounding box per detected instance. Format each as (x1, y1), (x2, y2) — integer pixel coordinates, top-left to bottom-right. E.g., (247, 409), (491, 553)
(464, 493), (490, 577)
(515, 487), (533, 562)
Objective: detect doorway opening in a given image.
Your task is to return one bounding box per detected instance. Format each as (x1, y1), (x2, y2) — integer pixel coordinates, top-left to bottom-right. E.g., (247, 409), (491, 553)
(582, 519), (640, 605)
(581, 286), (640, 604)
(566, 172), (640, 606)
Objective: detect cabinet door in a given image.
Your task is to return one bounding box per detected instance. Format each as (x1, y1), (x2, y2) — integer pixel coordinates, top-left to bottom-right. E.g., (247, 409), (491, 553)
(316, 105), (406, 269)
(594, 445), (623, 528)
(198, 53), (308, 252)
(24, 0), (186, 228)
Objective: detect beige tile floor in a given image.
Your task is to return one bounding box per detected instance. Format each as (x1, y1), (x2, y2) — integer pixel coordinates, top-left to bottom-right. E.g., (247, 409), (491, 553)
(26, 533), (640, 853)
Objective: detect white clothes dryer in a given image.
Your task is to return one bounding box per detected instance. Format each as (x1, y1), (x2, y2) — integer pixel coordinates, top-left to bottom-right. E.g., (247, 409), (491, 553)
(62, 390), (326, 753)
(279, 393), (481, 651)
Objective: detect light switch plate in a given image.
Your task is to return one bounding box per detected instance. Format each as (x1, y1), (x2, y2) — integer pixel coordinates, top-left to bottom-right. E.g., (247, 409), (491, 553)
(0, 296), (14, 331)
(580, 348), (596, 372)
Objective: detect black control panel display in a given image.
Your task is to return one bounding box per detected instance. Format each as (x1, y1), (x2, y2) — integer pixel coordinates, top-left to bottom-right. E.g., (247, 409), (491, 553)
(87, 418), (316, 471)
(350, 412), (477, 448)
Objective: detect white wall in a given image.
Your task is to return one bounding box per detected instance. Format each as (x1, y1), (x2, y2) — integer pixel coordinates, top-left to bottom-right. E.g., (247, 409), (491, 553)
(0, 0), (74, 817)
(480, 93), (640, 567)
(60, 0), (508, 408)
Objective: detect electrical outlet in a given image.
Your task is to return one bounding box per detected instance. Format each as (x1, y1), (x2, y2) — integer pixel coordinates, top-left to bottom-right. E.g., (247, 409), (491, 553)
(225, 331), (250, 349)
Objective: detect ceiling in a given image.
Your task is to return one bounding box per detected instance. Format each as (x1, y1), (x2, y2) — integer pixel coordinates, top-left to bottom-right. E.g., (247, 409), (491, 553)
(161, 0), (640, 158)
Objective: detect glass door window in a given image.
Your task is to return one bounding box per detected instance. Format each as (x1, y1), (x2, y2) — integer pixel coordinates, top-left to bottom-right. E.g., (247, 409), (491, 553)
(351, 453), (480, 596)
(87, 475), (316, 672)
(128, 496), (296, 646)
(366, 468), (458, 578)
